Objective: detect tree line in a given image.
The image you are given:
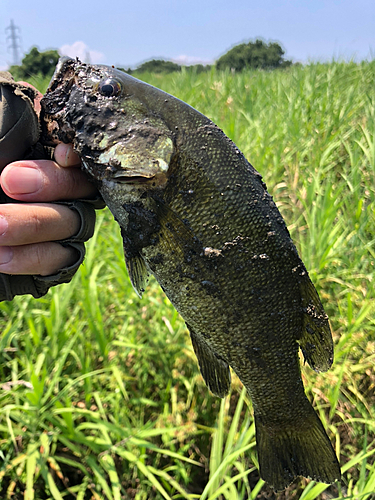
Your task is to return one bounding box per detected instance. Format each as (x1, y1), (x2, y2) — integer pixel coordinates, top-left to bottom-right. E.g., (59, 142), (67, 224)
(8, 39), (293, 79)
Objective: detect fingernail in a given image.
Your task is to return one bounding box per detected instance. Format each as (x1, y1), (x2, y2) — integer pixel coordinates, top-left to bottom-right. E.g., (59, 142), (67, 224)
(0, 247), (13, 264)
(2, 166), (43, 195)
(64, 144), (75, 166)
(0, 216), (8, 236)
(54, 143), (80, 167)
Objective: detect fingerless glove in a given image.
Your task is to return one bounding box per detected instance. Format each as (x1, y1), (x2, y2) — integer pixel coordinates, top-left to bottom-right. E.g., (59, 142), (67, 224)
(0, 71), (104, 300)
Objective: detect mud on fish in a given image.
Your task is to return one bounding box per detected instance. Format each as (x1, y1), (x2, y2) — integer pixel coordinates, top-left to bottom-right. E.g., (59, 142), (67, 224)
(40, 57), (341, 490)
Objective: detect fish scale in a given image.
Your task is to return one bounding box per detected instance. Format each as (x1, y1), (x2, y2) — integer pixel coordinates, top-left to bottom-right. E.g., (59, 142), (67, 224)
(41, 57), (341, 490)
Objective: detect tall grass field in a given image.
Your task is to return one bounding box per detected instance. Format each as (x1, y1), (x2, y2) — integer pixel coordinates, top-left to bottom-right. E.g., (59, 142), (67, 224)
(0, 62), (374, 499)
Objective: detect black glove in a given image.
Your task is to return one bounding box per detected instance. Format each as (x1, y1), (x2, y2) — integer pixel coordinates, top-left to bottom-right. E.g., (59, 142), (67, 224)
(0, 71), (103, 301)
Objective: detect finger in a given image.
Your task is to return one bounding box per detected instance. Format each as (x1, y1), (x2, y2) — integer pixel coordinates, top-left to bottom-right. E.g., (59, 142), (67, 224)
(0, 160), (97, 202)
(54, 143), (81, 167)
(0, 203), (80, 246)
(0, 242), (78, 276)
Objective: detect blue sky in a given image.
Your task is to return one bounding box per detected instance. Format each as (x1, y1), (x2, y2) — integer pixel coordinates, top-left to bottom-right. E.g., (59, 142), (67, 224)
(1, 0), (374, 71)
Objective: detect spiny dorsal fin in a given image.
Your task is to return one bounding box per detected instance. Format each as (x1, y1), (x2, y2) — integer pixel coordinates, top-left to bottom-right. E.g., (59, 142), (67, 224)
(188, 324), (231, 398)
(298, 275), (334, 372)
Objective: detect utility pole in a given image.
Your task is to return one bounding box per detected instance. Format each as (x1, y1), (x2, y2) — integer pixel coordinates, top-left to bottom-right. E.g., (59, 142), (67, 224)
(6, 20), (21, 66)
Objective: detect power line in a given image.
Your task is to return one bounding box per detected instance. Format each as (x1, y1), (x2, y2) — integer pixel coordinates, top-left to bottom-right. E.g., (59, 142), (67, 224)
(6, 20), (21, 66)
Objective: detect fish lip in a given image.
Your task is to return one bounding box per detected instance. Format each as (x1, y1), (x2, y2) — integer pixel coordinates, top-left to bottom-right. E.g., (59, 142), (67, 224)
(46, 56), (78, 92)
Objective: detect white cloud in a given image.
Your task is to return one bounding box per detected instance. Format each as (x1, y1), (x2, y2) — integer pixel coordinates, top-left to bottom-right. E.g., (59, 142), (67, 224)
(59, 41), (105, 64)
(172, 55), (213, 66)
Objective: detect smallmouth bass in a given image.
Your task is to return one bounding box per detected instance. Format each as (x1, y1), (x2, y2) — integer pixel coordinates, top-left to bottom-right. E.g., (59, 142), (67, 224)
(41, 57), (341, 490)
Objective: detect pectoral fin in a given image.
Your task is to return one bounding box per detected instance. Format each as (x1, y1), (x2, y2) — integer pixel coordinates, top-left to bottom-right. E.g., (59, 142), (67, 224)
(298, 276), (334, 372)
(188, 325), (231, 398)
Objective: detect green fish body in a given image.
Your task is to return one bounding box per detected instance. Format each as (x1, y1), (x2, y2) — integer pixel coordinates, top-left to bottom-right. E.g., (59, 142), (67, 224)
(41, 57), (340, 490)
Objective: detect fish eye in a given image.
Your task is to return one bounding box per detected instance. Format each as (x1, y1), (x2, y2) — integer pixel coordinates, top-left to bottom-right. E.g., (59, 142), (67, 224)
(98, 78), (122, 97)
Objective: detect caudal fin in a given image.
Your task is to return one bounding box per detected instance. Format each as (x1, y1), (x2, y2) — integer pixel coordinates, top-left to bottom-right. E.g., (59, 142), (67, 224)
(255, 407), (340, 490)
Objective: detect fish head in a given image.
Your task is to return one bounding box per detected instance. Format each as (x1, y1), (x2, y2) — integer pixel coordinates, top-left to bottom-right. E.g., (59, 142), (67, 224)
(41, 57), (174, 195)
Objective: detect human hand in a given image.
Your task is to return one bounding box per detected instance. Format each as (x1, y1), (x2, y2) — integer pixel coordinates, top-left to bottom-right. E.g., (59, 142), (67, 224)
(0, 143), (98, 276)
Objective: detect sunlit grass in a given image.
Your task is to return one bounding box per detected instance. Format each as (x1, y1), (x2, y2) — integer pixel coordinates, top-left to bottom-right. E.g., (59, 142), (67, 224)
(0, 61), (374, 499)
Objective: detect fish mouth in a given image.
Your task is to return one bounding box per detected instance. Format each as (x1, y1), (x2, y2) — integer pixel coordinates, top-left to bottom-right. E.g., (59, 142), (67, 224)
(105, 167), (169, 188)
(81, 159), (162, 186)
(40, 57), (78, 145)
(111, 172), (155, 184)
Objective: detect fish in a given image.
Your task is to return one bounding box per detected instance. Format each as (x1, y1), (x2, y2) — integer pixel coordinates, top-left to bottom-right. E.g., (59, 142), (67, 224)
(40, 57), (341, 490)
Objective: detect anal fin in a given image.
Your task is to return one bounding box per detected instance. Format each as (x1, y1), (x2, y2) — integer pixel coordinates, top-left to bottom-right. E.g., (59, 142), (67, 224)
(188, 324), (231, 398)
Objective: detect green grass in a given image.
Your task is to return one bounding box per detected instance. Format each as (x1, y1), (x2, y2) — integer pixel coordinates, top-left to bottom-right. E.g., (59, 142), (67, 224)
(0, 61), (374, 499)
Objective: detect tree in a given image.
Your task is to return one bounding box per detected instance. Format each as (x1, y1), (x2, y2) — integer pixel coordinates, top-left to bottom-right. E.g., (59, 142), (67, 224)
(216, 39), (292, 71)
(9, 47), (59, 79)
(135, 59), (181, 73)
(186, 64), (212, 73)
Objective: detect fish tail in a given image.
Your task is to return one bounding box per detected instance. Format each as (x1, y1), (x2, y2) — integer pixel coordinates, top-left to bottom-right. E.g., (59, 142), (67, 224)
(255, 405), (340, 490)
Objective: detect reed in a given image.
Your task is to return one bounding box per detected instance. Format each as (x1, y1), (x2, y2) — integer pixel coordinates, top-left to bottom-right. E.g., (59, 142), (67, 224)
(0, 61), (374, 499)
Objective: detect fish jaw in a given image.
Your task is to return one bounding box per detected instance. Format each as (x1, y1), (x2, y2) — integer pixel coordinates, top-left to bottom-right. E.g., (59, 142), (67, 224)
(40, 57), (78, 145)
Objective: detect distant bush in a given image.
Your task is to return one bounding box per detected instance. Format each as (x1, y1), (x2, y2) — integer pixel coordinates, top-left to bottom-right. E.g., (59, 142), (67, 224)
(134, 59), (182, 73)
(120, 60), (212, 75)
(8, 47), (59, 80)
(216, 39), (292, 71)
(186, 63), (212, 73)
